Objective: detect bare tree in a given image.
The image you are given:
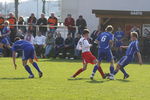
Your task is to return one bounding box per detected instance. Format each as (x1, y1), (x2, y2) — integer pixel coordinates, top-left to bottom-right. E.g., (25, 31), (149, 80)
(42, 0), (46, 14)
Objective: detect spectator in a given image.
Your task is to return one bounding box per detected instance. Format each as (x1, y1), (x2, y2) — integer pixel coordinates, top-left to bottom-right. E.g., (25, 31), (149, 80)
(48, 13), (58, 34)
(54, 32), (64, 58)
(34, 31), (46, 58)
(7, 12), (17, 42)
(24, 31), (34, 44)
(44, 32), (55, 58)
(114, 27), (125, 60)
(74, 33), (81, 59)
(64, 33), (74, 59)
(0, 13), (4, 55)
(90, 26), (101, 57)
(27, 13), (37, 37)
(76, 15), (87, 34)
(130, 26), (141, 37)
(16, 29), (25, 39)
(143, 37), (150, 61)
(18, 16), (26, 33)
(64, 14), (76, 38)
(37, 13), (47, 35)
(0, 13), (4, 32)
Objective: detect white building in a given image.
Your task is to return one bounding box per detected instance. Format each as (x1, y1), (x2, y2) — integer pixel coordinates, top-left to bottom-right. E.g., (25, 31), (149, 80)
(61, 0), (150, 32)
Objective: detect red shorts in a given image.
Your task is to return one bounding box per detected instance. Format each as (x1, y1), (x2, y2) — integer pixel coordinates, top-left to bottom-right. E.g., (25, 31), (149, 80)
(82, 52), (96, 64)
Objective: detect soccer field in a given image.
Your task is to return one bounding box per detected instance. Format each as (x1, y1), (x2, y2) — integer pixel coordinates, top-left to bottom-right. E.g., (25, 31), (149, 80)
(0, 58), (150, 100)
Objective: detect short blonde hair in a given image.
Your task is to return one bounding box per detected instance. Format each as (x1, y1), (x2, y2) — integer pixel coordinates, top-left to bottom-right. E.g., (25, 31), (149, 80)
(105, 25), (114, 32)
(131, 31), (138, 38)
(4, 20), (9, 24)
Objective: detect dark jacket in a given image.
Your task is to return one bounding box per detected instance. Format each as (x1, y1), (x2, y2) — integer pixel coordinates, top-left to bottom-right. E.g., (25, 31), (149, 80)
(65, 37), (74, 48)
(76, 18), (87, 29)
(55, 37), (64, 46)
(37, 18), (47, 33)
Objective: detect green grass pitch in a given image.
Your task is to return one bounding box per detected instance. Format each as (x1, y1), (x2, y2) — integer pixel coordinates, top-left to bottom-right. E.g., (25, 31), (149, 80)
(0, 58), (150, 100)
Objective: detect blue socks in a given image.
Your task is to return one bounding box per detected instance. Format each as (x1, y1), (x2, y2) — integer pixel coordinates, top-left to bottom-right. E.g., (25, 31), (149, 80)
(113, 70), (118, 75)
(24, 65), (33, 75)
(120, 67), (128, 76)
(110, 66), (114, 74)
(32, 62), (41, 72)
(92, 65), (98, 74)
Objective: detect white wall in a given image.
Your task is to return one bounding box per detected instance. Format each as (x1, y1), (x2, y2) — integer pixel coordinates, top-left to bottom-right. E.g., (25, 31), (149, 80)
(61, 0), (150, 32)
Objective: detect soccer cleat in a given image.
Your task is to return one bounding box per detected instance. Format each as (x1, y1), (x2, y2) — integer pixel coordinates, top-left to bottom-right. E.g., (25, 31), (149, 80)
(39, 71), (43, 78)
(29, 74), (34, 78)
(90, 75), (94, 80)
(108, 74), (115, 80)
(124, 74), (129, 79)
(103, 73), (110, 79)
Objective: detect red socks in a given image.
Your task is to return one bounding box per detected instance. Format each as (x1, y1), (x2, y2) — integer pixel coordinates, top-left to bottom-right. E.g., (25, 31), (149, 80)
(97, 66), (105, 78)
(73, 68), (84, 77)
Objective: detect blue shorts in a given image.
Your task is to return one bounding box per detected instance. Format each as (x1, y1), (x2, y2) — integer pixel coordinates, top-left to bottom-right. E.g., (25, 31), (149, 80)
(22, 47), (34, 60)
(118, 56), (132, 67)
(98, 49), (113, 62)
(1, 37), (11, 45)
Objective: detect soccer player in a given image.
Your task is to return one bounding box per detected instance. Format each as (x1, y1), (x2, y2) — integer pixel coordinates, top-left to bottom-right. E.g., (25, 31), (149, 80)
(109, 32), (142, 80)
(71, 29), (105, 78)
(12, 37), (43, 78)
(90, 25), (115, 80)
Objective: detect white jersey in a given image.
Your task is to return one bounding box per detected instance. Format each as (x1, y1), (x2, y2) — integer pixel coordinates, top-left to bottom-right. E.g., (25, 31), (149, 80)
(76, 37), (91, 53)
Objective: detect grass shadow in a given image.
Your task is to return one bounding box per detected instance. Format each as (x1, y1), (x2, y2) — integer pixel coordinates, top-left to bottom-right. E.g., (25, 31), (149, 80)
(0, 77), (30, 80)
(86, 79), (110, 84)
(67, 78), (90, 81)
(39, 58), (81, 63)
(116, 79), (131, 82)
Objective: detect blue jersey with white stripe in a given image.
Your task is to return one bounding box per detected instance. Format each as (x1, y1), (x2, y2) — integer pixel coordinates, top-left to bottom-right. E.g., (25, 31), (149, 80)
(12, 40), (34, 51)
(97, 32), (113, 50)
(126, 40), (140, 59)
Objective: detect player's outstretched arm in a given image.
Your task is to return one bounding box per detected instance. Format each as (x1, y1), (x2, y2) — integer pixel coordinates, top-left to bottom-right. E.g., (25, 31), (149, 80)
(137, 52), (143, 65)
(120, 46), (128, 49)
(12, 51), (17, 69)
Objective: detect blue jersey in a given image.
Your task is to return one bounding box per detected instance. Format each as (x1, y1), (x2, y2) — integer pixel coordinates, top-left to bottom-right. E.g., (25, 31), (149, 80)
(12, 40), (34, 52)
(1, 26), (11, 45)
(97, 32), (113, 50)
(126, 40), (140, 59)
(2, 26), (10, 36)
(114, 31), (124, 41)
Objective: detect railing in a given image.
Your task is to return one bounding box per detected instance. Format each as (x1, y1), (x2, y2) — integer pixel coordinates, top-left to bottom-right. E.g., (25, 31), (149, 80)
(0, 24), (78, 38)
